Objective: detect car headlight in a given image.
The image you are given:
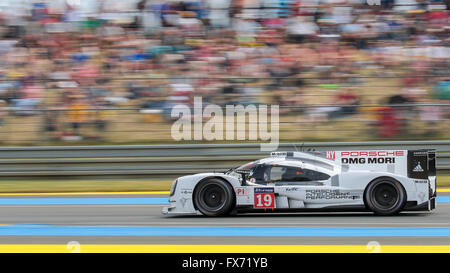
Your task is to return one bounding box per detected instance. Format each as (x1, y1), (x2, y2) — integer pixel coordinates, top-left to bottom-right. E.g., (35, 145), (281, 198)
(170, 179), (178, 197)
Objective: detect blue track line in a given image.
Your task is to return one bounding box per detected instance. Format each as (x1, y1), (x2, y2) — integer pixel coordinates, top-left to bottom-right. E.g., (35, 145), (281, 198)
(1, 225), (450, 237)
(438, 196), (450, 203)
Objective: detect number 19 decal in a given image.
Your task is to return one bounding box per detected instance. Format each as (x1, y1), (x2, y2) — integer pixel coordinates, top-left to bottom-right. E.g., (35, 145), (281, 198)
(254, 188), (275, 209)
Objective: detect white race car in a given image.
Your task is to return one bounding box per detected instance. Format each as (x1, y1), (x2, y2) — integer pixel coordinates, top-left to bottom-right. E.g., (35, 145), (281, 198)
(162, 149), (437, 216)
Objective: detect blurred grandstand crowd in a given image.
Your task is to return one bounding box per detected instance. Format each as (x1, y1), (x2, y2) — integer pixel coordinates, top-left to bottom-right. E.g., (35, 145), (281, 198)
(0, 0), (448, 144)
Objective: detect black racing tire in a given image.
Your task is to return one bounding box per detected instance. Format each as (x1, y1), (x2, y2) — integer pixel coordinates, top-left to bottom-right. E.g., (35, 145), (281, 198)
(364, 177), (406, 216)
(194, 178), (235, 217)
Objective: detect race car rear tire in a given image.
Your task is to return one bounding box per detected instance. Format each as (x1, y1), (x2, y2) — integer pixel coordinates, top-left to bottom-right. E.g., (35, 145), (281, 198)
(194, 178), (235, 217)
(364, 177), (406, 216)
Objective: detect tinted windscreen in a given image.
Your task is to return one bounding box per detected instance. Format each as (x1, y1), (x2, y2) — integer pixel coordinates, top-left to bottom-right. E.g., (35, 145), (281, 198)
(302, 169), (331, 181)
(235, 161), (257, 174)
(248, 165), (330, 183)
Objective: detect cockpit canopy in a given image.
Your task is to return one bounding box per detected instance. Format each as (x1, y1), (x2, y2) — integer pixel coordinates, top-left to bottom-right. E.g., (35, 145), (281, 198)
(234, 158), (332, 185)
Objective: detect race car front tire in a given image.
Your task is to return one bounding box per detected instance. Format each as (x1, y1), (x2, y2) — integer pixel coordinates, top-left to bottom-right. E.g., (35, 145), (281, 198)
(194, 178), (235, 217)
(364, 177), (406, 216)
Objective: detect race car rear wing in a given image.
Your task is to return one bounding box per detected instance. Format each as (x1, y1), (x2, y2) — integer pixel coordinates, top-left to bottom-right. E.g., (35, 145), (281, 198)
(407, 150), (435, 179)
(408, 149), (436, 197)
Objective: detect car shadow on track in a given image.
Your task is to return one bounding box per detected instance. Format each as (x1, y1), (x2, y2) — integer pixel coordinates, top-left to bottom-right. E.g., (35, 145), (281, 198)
(164, 212), (431, 218)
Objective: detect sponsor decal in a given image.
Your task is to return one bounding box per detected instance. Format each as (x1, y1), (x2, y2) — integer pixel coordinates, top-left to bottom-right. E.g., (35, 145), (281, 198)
(340, 151), (405, 157)
(254, 187), (275, 209)
(407, 150), (428, 179)
(254, 188), (275, 193)
(414, 180), (428, 184)
(271, 152), (287, 157)
(179, 197), (189, 207)
(180, 189), (193, 195)
(306, 190), (359, 200)
(418, 192), (426, 202)
(285, 187), (300, 192)
(235, 187), (248, 196)
(326, 151), (335, 160)
(336, 150), (405, 165)
(413, 162), (424, 172)
(341, 157), (396, 164)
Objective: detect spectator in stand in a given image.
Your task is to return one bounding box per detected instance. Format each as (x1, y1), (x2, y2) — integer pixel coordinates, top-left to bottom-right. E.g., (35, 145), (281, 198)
(66, 97), (89, 138)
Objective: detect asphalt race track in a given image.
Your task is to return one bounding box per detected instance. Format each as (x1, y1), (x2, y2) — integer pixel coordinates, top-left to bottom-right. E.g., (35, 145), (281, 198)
(0, 191), (449, 252)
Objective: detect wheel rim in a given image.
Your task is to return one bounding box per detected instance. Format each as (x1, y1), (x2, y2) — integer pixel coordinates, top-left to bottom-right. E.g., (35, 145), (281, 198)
(371, 182), (399, 210)
(198, 184), (226, 211)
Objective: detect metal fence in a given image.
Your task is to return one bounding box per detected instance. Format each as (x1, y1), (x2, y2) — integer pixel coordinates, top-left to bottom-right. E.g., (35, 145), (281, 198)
(1, 103), (449, 145)
(2, 70), (449, 145)
(0, 141), (448, 178)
